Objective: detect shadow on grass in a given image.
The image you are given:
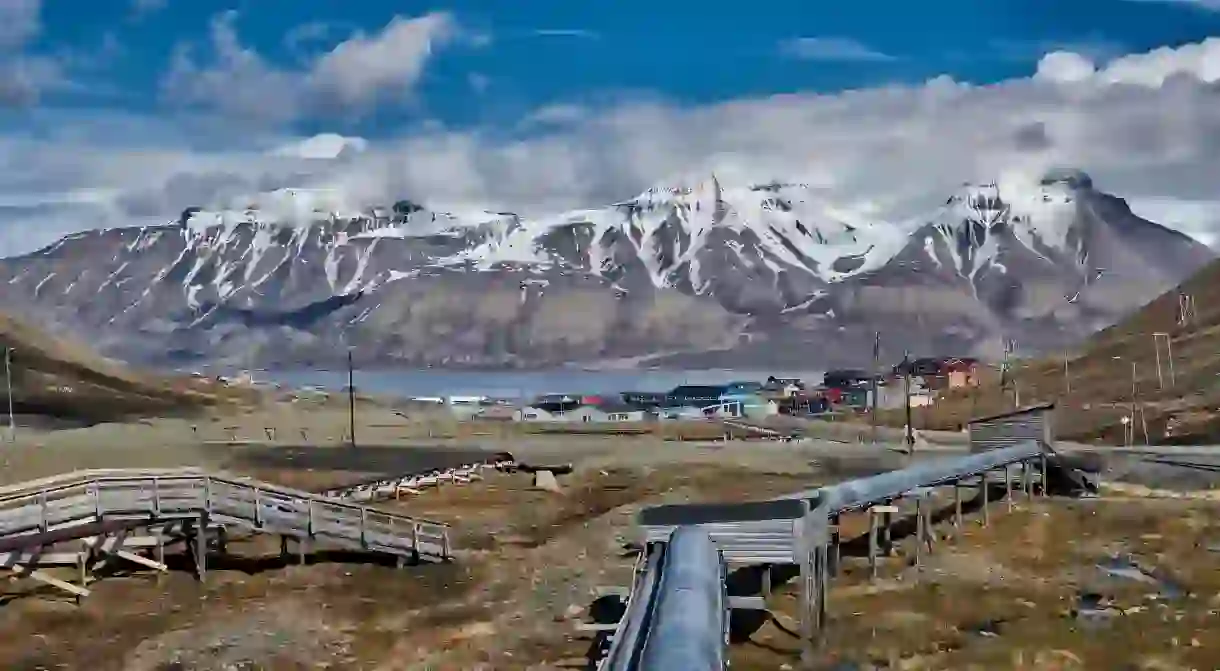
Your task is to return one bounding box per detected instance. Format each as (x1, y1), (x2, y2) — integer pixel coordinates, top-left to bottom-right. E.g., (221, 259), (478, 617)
(728, 481), (1026, 642)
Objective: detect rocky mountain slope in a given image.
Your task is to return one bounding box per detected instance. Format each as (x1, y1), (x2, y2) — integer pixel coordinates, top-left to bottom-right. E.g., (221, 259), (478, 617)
(0, 169), (1211, 369)
(0, 311), (228, 424)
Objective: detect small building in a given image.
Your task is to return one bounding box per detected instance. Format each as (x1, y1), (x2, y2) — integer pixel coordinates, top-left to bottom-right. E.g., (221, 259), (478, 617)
(941, 358), (981, 389)
(839, 388), (870, 409)
(725, 380), (764, 395)
(621, 391), (667, 408)
(763, 377), (804, 398)
(530, 396), (583, 415)
(587, 401), (653, 422)
(823, 370), (872, 389)
(892, 357), (981, 391)
(476, 405), (518, 421)
(873, 383), (934, 409)
(660, 405), (713, 420)
(718, 391), (781, 419)
(666, 384), (728, 408)
(516, 405), (559, 422)
(519, 401), (652, 423)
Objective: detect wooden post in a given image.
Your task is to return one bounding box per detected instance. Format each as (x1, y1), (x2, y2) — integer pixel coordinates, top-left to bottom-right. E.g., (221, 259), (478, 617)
(194, 512), (208, 582)
(1004, 465), (1013, 511)
(762, 565), (773, 597)
(797, 500), (828, 668)
(154, 524), (166, 585)
(78, 552), (87, 591)
(914, 498), (924, 572)
(798, 500), (815, 669)
(867, 512), (879, 580)
(980, 472), (990, 527)
(828, 514), (840, 578)
(881, 507), (893, 556)
(1023, 461), (1031, 498)
(1040, 453), (1049, 497)
(953, 483), (963, 528)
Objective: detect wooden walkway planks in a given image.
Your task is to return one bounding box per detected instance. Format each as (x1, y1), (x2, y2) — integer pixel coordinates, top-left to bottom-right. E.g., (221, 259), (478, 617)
(0, 468), (453, 564)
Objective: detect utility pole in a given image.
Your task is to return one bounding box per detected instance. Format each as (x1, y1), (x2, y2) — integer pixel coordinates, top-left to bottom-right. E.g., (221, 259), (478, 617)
(1000, 339), (1011, 406)
(4, 347), (13, 443)
(347, 348), (357, 448)
(902, 350), (914, 455)
(1153, 336), (1164, 390)
(870, 331), (880, 445)
(1178, 292), (1196, 327)
(1063, 349), (1071, 396)
(1153, 332), (1175, 388)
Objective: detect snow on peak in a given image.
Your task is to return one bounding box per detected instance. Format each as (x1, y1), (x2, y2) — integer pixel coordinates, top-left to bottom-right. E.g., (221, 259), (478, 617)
(450, 175), (912, 289)
(925, 169), (1092, 278)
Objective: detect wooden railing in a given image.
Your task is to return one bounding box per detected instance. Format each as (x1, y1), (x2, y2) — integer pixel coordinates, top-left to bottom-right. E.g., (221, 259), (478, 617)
(0, 468), (451, 561)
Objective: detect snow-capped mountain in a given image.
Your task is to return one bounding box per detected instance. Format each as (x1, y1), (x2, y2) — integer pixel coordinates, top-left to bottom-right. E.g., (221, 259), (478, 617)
(0, 170), (1210, 369)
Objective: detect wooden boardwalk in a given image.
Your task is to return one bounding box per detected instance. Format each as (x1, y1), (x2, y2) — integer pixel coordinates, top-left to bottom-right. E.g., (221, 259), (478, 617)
(0, 468), (452, 601)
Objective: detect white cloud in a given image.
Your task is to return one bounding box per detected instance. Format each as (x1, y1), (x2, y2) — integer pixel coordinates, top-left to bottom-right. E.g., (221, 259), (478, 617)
(780, 37), (895, 62)
(467, 72), (490, 94)
(0, 0), (40, 50)
(271, 133), (368, 160)
(0, 0), (67, 106)
(532, 29), (599, 40)
(521, 103), (587, 127)
(1121, 0), (1220, 9)
(161, 10), (459, 122)
(130, 0), (166, 18)
(5, 37), (1220, 257)
(1035, 51), (1098, 83)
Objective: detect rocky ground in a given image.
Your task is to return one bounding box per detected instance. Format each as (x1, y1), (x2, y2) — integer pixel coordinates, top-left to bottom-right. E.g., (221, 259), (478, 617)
(1, 399), (1219, 670)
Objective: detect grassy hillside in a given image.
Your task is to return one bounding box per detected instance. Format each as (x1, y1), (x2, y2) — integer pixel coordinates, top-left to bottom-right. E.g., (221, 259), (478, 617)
(0, 313), (240, 424)
(875, 257), (1220, 443)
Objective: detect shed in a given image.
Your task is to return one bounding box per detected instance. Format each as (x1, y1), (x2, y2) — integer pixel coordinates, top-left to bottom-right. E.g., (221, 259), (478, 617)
(666, 385), (728, 408)
(717, 392), (781, 419)
(516, 406), (559, 422)
(621, 391), (667, 407)
(587, 401), (652, 422)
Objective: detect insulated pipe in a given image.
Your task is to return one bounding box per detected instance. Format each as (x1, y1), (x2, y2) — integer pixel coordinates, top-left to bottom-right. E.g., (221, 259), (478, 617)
(637, 527), (727, 671)
(781, 440), (1044, 515)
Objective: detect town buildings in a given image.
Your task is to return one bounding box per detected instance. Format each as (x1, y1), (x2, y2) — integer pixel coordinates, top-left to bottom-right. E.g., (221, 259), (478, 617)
(428, 355), (979, 425)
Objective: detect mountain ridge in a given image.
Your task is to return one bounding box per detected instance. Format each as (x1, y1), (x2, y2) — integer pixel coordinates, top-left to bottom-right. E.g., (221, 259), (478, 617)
(1, 169), (1212, 370)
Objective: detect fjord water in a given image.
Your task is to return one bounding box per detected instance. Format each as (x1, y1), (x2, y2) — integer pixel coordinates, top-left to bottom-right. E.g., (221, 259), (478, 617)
(260, 368), (825, 399)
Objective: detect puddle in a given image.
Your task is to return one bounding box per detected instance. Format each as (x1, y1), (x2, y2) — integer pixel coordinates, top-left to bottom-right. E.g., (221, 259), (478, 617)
(1094, 556), (1186, 599)
(1072, 591), (1122, 629)
(964, 618), (1006, 638)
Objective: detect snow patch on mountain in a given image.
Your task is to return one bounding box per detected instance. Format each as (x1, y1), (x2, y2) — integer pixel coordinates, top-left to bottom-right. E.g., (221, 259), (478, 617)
(450, 176), (913, 289)
(921, 169), (1093, 281)
(161, 169), (1136, 317)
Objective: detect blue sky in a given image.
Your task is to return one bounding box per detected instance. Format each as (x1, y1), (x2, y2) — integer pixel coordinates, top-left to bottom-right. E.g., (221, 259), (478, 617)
(16, 0), (1220, 135)
(0, 0), (1219, 255)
